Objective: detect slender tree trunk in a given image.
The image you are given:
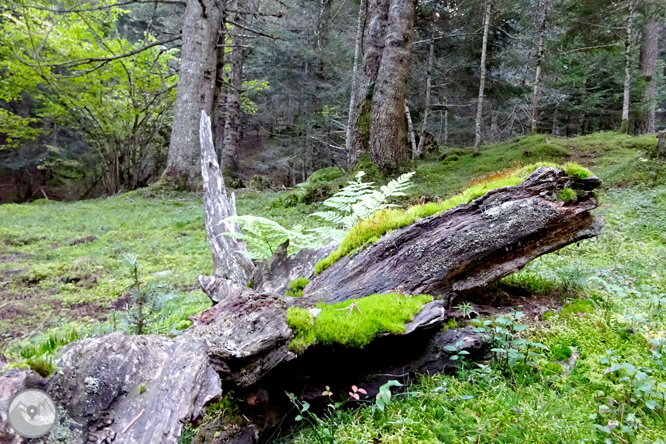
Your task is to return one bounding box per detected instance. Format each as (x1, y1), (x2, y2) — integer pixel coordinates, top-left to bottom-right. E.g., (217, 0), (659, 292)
(551, 106), (559, 136)
(444, 108), (449, 145)
(416, 25), (435, 156)
(347, 0), (390, 166)
(620, 0), (636, 134)
(637, 18), (660, 134)
(490, 105), (499, 143)
(405, 101), (417, 158)
(222, 0), (244, 178)
(474, 0), (492, 154)
(345, 0), (367, 161)
(531, 0), (550, 135)
(369, 0), (417, 172)
(165, 0), (225, 190)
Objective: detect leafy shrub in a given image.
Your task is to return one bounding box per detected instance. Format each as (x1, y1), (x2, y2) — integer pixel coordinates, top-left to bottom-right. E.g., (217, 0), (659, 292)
(285, 277), (310, 297)
(308, 166), (345, 183)
(249, 175), (273, 191)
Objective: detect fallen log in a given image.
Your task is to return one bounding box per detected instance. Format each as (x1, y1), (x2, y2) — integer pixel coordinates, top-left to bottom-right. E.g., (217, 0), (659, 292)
(303, 167), (603, 304)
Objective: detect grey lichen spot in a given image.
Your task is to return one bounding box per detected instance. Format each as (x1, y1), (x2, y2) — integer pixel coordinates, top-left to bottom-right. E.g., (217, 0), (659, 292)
(84, 376), (100, 394)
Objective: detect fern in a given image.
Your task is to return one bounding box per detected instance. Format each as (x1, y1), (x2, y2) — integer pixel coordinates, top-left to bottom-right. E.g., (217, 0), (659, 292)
(220, 171), (415, 259)
(311, 171), (415, 230)
(219, 216), (321, 259)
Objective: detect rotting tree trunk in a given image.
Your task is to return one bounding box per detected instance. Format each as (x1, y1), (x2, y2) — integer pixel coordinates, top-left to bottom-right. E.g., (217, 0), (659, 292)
(416, 26), (435, 157)
(637, 18), (660, 134)
(368, 0), (417, 172)
(165, 0), (225, 190)
(474, 0), (492, 154)
(200, 111), (254, 285)
(531, 0), (550, 135)
(347, 0), (390, 166)
(620, 0), (636, 134)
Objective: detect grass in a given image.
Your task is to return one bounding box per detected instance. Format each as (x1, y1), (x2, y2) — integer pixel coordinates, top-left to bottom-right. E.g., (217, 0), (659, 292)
(287, 293), (433, 352)
(314, 161), (593, 274)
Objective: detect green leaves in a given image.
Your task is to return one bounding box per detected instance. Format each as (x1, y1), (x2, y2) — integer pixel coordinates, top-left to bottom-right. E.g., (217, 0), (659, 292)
(375, 380), (402, 411)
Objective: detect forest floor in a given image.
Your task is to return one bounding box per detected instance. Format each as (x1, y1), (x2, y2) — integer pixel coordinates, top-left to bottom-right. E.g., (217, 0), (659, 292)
(2, 132), (666, 443)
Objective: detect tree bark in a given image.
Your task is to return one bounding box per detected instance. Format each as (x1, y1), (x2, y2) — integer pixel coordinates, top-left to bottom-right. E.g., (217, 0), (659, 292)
(165, 0), (225, 190)
(405, 100), (417, 158)
(368, 0), (416, 172)
(222, 0), (245, 178)
(657, 131), (666, 160)
(347, 0), (390, 166)
(474, 0), (492, 154)
(531, 0), (550, 135)
(637, 18), (660, 134)
(620, 0), (636, 134)
(199, 111), (254, 285)
(416, 26), (435, 157)
(345, 0), (367, 163)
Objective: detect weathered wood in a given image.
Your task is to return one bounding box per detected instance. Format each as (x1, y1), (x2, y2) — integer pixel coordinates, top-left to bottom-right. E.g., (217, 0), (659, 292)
(200, 110), (254, 287)
(250, 240), (339, 296)
(304, 167), (604, 304)
(38, 332), (221, 444)
(190, 290), (295, 388)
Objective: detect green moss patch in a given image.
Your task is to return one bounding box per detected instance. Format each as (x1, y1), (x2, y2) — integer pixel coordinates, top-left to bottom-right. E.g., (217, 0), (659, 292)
(287, 293), (433, 352)
(315, 162), (592, 274)
(285, 277), (310, 297)
(557, 187), (577, 203)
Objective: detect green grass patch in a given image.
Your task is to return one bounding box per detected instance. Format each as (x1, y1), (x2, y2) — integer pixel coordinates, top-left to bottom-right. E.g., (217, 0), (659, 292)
(315, 162), (590, 274)
(287, 293), (433, 352)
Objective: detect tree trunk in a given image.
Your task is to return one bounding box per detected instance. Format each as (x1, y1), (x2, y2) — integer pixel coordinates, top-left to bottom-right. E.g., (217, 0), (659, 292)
(490, 105), (499, 143)
(416, 26), (435, 157)
(165, 0), (225, 190)
(530, 0), (550, 135)
(222, 0), (244, 178)
(620, 0), (636, 134)
(444, 108), (449, 145)
(345, 0), (366, 163)
(347, 0), (390, 166)
(637, 18), (660, 134)
(474, 0), (492, 154)
(368, 0), (416, 173)
(199, 111), (254, 285)
(405, 101), (417, 158)
(552, 106), (559, 136)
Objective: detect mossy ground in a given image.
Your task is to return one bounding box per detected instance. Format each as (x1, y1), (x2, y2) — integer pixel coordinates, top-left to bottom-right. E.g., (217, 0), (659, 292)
(2, 132), (666, 443)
